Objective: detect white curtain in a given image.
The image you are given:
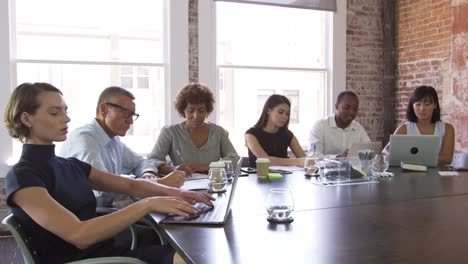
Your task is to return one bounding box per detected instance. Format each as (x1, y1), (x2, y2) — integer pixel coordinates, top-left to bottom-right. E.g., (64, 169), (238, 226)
(215, 0), (337, 12)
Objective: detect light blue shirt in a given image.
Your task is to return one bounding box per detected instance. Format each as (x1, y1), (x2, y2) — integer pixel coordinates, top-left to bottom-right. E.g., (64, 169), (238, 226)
(60, 119), (161, 177)
(59, 119), (162, 205)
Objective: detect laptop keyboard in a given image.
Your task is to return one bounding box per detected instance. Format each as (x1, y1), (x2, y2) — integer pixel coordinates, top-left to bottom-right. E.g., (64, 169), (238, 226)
(186, 201), (226, 222)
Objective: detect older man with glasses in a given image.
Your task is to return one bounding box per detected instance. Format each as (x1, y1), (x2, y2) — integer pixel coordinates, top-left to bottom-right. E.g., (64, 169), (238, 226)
(60, 86), (185, 207)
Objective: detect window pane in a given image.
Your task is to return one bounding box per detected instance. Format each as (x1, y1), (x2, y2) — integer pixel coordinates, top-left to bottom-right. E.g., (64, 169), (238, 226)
(16, 63), (165, 155)
(218, 68), (326, 155)
(216, 2), (326, 68)
(15, 0), (164, 63)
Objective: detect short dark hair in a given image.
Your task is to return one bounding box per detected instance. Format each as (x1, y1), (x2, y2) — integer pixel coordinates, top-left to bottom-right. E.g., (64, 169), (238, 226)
(96, 86), (135, 114)
(406, 85), (441, 123)
(4, 82), (62, 143)
(254, 94), (291, 129)
(336, 91), (358, 104)
(174, 83), (215, 117)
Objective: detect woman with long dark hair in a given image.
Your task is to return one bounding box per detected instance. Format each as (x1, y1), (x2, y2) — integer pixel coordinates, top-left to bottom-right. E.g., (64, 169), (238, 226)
(245, 94), (306, 167)
(384, 85), (454, 166)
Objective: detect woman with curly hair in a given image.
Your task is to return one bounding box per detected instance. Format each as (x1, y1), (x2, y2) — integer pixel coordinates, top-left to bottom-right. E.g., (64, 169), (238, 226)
(148, 83), (239, 176)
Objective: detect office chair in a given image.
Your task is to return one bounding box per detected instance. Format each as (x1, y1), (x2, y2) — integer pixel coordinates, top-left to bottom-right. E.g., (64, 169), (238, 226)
(2, 214), (147, 264)
(451, 152), (468, 170)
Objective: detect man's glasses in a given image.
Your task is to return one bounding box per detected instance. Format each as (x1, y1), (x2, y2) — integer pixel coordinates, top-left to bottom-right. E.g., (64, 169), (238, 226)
(105, 102), (140, 121)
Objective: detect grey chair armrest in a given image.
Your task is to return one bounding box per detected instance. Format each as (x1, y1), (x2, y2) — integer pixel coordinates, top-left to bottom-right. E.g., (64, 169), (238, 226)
(67, 257), (147, 264)
(2, 214), (147, 264)
(96, 207), (166, 245)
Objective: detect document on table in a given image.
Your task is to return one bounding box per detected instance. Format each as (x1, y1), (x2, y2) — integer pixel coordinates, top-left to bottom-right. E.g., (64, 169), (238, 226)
(181, 179), (209, 191)
(438, 171), (459, 176)
(186, 173), (209, 181)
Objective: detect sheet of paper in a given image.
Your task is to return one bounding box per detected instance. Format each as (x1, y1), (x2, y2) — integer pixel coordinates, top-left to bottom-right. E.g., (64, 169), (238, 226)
(181, 179), (209, 191)
(186, 172), (209, 181)
(438, 171), (459, 176)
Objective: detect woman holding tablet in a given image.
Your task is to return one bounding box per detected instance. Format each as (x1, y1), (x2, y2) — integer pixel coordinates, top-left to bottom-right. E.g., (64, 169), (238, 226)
(384, 85), (454, 166)
(245, 94), (306, 167)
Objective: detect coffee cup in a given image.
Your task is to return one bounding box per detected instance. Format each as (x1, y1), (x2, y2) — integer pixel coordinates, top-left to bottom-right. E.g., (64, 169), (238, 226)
(256, 158), (270, 179)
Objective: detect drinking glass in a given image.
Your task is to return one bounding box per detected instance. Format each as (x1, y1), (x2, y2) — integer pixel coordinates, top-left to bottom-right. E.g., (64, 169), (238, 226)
(265, 188), (294, 223)
(208, 168), (228, 193)
(372, 154), (389, 177)
(221, 159), (234, 181)
(304, 157), (320, 176)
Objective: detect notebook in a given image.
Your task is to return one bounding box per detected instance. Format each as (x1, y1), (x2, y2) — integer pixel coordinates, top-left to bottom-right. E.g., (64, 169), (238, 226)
(160, 158), (242, 225)
(348, 142), (382, 157)
(389, 135), (440, 167)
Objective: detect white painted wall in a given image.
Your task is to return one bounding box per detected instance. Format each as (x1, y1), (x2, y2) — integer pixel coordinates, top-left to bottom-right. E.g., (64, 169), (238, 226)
(0, 0), (14, 178)
(331, 0), (347, 110)
(166, 0), (190, 124)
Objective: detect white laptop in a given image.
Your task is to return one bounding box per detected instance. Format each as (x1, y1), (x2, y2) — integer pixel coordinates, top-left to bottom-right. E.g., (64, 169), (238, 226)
(159, 158), (242, 225)
(389, 135), (440, 167)
(348, 142), (382, 157)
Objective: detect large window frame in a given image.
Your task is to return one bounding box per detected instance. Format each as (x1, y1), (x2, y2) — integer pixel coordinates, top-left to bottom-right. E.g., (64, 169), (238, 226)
(0, 0), (189, 176)
(197, 0), (347, 154)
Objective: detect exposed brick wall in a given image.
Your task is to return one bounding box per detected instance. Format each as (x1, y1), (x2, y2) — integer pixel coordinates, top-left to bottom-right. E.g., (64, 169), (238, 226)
(449, 2), (468, 152)
(346, 0), (385, 142)
(396, 0), (468, 153)
(189, 0), (199, 82)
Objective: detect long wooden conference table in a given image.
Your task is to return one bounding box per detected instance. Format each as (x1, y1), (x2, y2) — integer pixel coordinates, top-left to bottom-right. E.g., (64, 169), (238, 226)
(149, 168), (468, 264)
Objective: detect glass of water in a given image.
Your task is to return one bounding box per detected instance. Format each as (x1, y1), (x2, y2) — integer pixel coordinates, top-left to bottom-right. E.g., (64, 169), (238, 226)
(304, 157), (320, 176)
(208, 167), (228, 193)
(220, 159), (234, 181)
(265, 188), (294, 223)
(372, 154), (389, 177)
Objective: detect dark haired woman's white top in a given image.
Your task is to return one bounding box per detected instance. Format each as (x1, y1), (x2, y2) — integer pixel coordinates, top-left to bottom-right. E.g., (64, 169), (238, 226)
(405, 121), (445, 153)
(148, 122), (239, 168)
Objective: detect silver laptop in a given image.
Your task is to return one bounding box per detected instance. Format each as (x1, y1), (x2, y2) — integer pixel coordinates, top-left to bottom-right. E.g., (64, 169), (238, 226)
(389, 135), (440, 167)
(160, 158), (242, 225)
(348, 142), (382, 157)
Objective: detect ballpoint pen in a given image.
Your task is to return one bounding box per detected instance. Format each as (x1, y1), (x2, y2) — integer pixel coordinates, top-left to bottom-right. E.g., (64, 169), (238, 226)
(176, 149), (192, 177)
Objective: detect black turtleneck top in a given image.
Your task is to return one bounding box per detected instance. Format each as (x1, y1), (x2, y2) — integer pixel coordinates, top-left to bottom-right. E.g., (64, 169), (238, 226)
(6, 144), (95, 263)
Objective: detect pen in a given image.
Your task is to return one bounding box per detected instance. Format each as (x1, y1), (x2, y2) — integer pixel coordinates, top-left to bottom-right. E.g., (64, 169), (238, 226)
(176, 149), (191, 177)
(176, 149), (185, 164)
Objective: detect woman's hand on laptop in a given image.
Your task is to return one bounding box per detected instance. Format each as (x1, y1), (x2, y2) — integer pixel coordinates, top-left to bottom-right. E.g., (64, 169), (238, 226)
(145, 196), (200, 216)
(175, 190), (215, 208)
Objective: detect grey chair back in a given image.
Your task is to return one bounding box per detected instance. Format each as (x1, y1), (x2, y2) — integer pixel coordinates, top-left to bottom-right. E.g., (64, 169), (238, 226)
(451, 152), (468, 169)
(2, 214), (39, 264)
(2, 214), (148, 264)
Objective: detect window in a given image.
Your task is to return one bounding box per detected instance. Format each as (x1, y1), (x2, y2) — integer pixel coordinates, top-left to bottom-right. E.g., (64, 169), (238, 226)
(216, 2), (330, 155)
(13, 0), (167, 155)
